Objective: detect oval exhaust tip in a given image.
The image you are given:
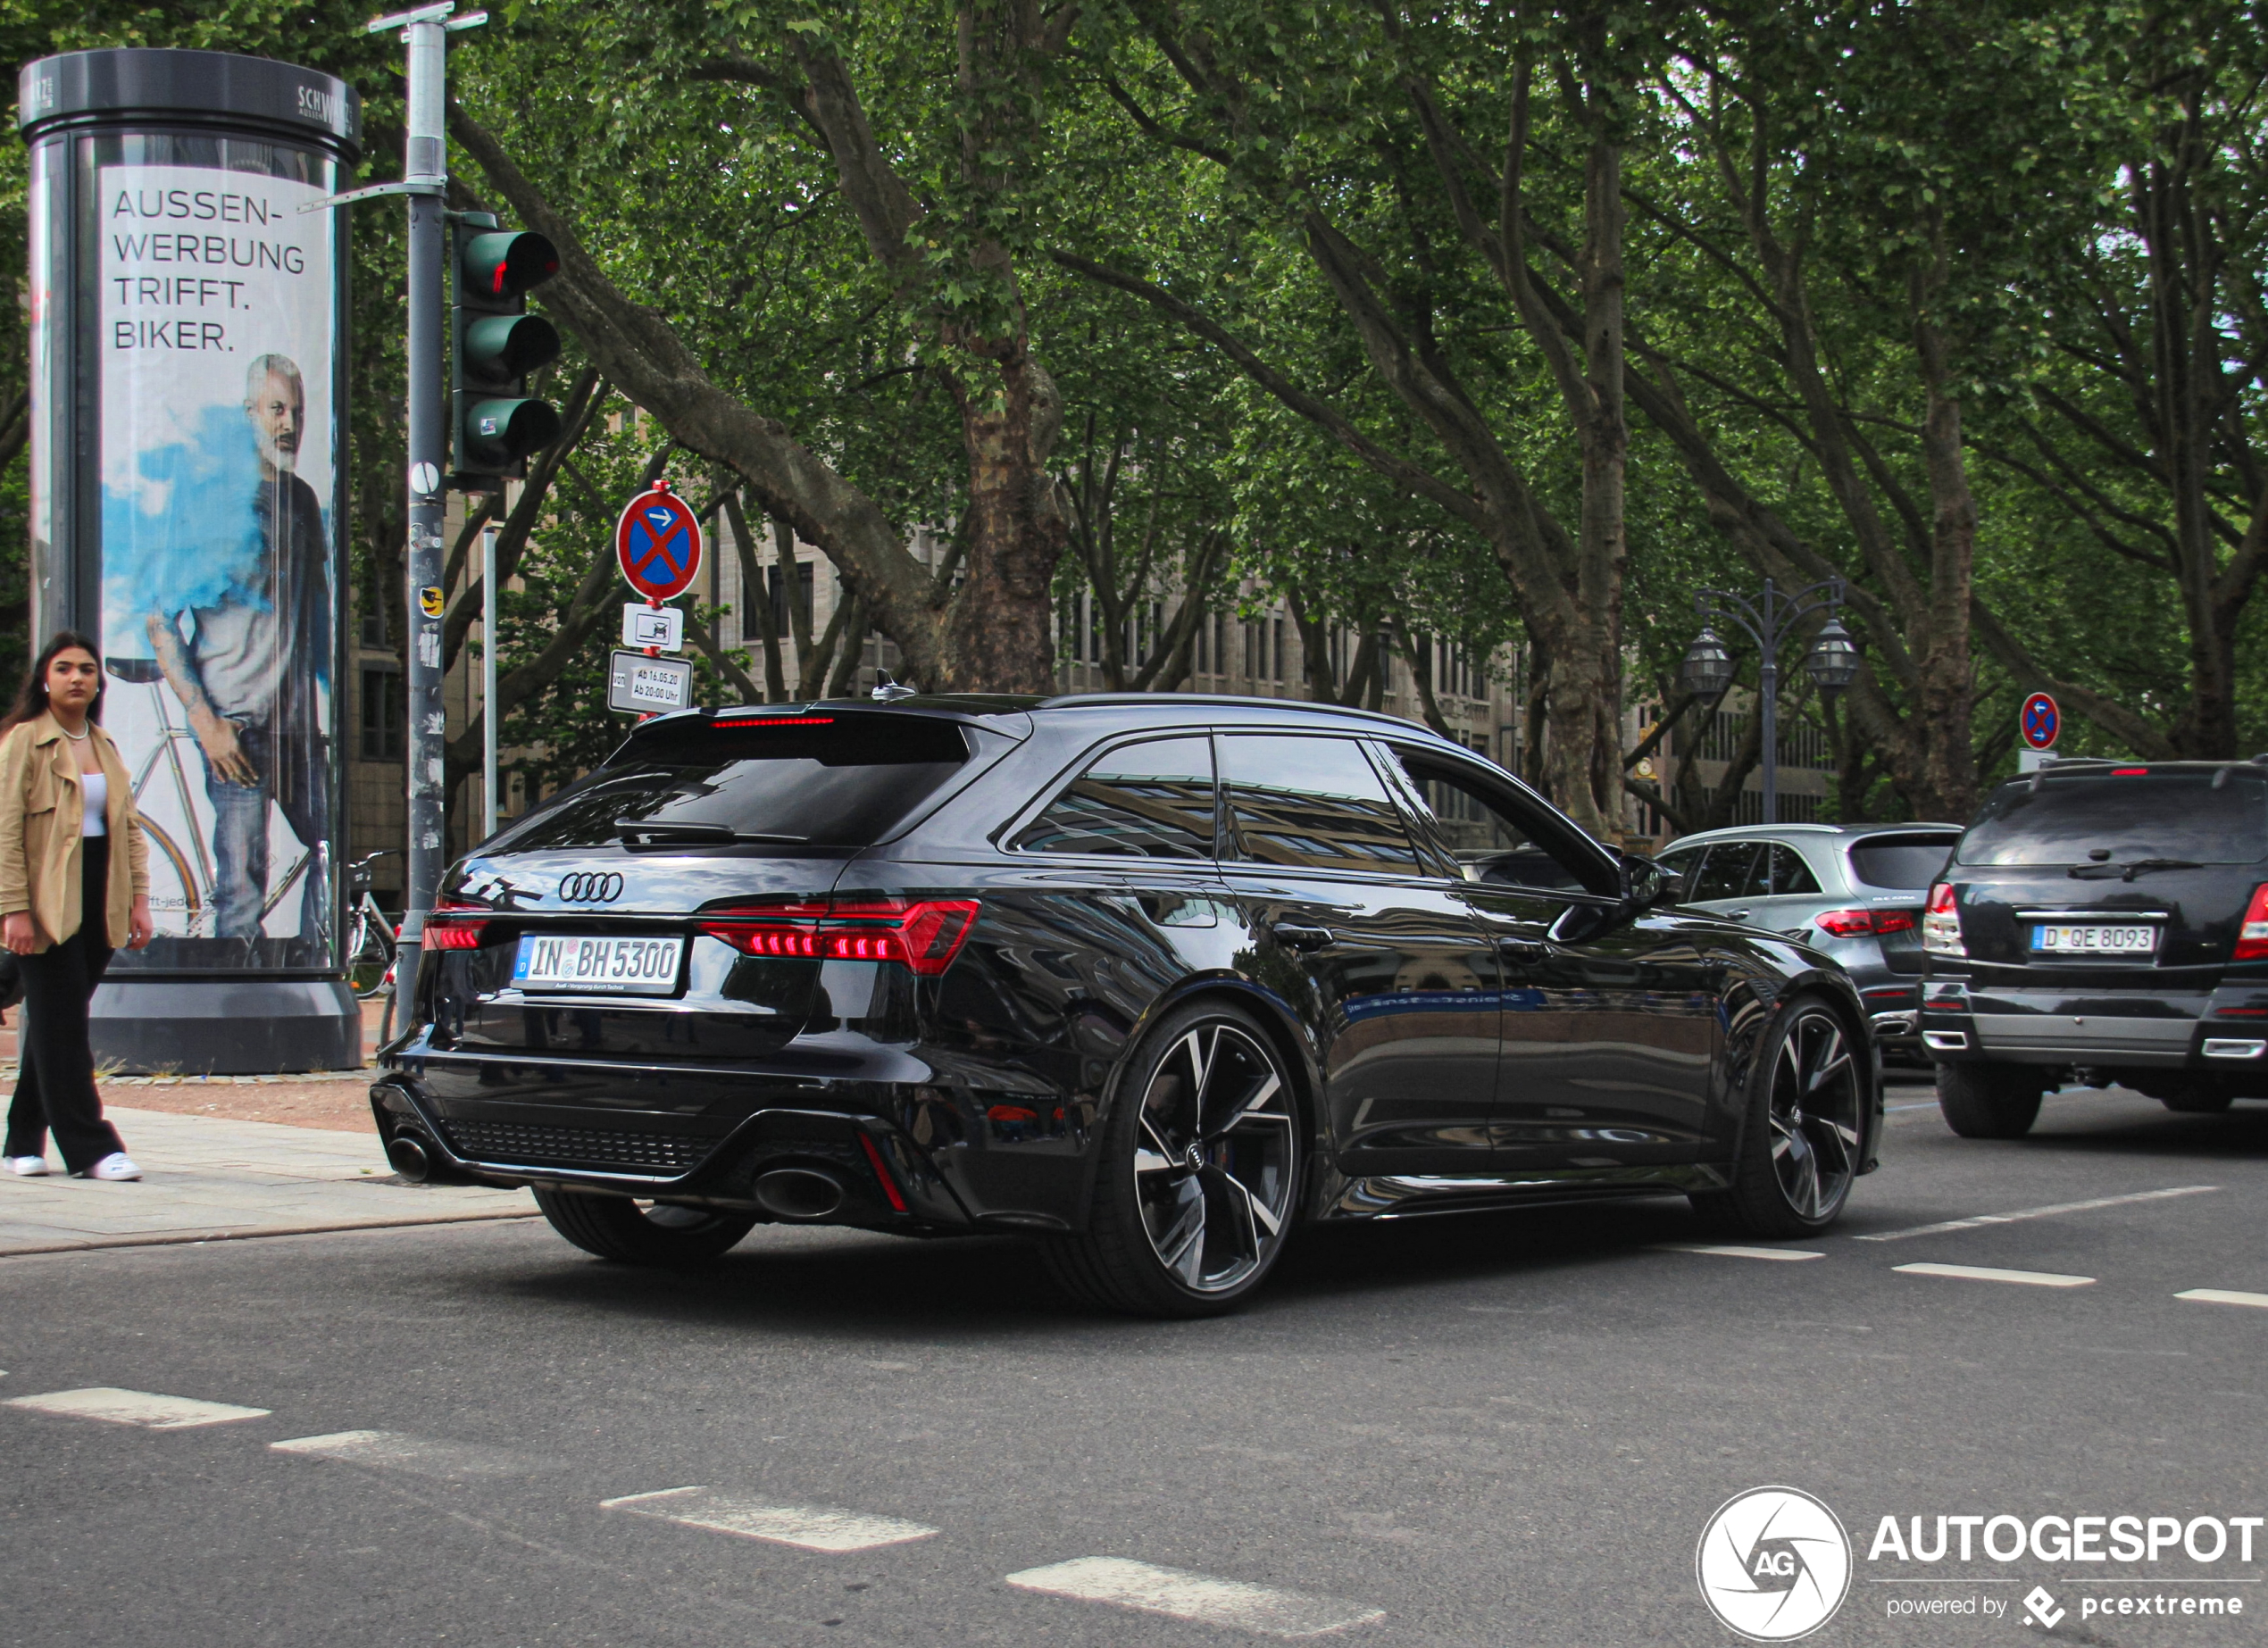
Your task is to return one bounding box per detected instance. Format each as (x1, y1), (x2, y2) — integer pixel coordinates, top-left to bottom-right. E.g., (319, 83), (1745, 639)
(385, 1133), (432, 1183)
(753, 1167), (845, 1221)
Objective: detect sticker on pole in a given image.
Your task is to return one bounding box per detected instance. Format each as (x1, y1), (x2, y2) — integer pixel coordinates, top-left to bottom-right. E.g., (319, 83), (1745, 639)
(2021, 692), (2060, 751)
(608, 649), (694, 715)
(615, 486), (704, 602)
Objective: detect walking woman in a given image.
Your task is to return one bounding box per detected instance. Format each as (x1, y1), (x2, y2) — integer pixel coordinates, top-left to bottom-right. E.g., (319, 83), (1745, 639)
(0, 632), (152, 1179)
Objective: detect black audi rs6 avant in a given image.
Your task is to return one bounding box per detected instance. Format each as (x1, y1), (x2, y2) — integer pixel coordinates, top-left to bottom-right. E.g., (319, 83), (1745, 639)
(374, 695), (1880, 1316)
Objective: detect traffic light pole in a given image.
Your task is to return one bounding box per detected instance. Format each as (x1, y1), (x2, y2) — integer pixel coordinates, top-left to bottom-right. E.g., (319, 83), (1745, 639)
(403, 29), (445, 957)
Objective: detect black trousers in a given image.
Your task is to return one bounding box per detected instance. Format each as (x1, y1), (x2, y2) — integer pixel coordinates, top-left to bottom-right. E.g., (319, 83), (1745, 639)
(4, 836), (124, 1172)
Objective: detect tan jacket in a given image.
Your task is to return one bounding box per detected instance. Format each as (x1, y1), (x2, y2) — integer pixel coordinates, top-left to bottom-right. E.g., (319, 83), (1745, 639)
(0, 712), (150, 951)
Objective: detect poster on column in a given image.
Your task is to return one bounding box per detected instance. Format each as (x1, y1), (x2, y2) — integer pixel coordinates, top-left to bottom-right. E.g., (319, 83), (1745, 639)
(96, 163), (338, 970)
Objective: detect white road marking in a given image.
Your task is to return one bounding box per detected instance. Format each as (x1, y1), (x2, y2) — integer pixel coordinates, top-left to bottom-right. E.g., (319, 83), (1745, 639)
(271, 1429), (549, 1477)
(1854, 1186), (2219, 1242)
(601, 1487), (938, 1552)
(1005, 1556), (1385, 1638)
(1652, 1244), (1823, 1261)
(2177, 1289), (2268, 1311)
(1894, 1262), (2096, 1288)
(3, 1387), (269, 1428)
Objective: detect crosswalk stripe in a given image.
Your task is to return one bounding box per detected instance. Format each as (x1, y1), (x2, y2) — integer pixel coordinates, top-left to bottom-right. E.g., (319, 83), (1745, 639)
(3, 1387), (270, 1428)
(1893, 1262), (2096, 1288)
(1005, 1557), (1385, 1638)
(271, 1429), (549, 1477)
(601, 1487), (938, 1552)
(2176, 1288), (2268, 1310)
(1652, 1244), (1823, 1261)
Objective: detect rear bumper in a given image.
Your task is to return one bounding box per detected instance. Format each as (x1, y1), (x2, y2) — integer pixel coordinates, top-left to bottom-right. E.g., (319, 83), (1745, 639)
(371, 1036), (1089, 1235)
(1918, 980), (2268, 1072)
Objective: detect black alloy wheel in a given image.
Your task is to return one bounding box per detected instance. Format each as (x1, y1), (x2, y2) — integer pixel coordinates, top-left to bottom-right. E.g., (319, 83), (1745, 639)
(1044, 1002), (1302, 1318)
(532, 1187), (758, 1266)
(1935, 1062), (2047, 1138)
(1692, 997), (1864, 1238)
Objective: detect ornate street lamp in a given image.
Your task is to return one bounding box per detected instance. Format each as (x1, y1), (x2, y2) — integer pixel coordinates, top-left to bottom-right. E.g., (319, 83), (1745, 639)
(1804, 617), (1860, 694)
(1682, 578), (1852, 824)
(1679, 626), (1736, 701)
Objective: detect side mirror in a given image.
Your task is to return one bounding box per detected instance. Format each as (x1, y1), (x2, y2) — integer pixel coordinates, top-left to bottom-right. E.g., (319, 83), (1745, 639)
(1621, 852), (1672, 911)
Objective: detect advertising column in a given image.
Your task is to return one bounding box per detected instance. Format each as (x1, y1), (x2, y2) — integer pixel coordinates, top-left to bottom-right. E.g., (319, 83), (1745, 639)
(20, 49), (361, 1072)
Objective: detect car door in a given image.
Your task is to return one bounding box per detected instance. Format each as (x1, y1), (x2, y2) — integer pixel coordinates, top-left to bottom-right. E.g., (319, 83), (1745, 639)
(1214, 732), (1502, 1177)
(1388, 748), (1721, 1168)
(1683, 840), (1771, 925)
(1742, 843), (1828, 938)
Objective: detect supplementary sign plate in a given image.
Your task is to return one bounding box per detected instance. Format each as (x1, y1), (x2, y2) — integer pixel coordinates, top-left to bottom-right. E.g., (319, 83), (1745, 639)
(621, 603), (684, 651)
(608, 649), (693, 714)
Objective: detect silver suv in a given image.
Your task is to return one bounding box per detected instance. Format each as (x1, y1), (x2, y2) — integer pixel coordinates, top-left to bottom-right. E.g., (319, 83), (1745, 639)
(1655, 823), (1961, 1063)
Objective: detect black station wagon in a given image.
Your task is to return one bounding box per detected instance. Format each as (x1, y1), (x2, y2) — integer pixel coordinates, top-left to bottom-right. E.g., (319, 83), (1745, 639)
(374, 695), (1880, 1316)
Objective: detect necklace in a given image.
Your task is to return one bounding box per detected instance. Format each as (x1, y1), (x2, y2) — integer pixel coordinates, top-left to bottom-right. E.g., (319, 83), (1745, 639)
(55, 723), (89, 742)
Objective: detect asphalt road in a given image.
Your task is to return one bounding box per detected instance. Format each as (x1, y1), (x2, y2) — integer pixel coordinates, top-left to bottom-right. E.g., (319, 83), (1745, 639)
(4, 1079), (2266, 1648)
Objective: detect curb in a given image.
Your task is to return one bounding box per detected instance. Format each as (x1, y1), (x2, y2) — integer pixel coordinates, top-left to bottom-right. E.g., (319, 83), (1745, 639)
(0, 1203), (539, 1259)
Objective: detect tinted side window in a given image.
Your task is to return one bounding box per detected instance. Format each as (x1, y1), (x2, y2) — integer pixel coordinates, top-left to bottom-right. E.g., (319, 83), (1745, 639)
(1690, 843), (1760, 902)
(1396, 753), (1594, 892)
(1771, 844), (1822, 895)
(1013, 737), (1215, 860)
(492, 717), (969, 852)
(1654, 845), (1703, 890)
(1848, 836), (1956, 888)
(1220, 735), (1421, 877)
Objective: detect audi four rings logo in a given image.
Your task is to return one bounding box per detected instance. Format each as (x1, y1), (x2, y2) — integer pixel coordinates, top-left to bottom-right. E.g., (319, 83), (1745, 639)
(557, 872), (624, 903)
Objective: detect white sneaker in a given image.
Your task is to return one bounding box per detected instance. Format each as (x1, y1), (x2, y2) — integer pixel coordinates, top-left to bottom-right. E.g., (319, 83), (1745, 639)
(79, 1153), (140, 1182)
(6, 1155), (49, 1177)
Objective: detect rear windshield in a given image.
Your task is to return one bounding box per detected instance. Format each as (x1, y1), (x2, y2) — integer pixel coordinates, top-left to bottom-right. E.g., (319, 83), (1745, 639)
(490, 716), (971, 852)
(1847, 836), (1956, 889)
(1956, 771), (2268, 867)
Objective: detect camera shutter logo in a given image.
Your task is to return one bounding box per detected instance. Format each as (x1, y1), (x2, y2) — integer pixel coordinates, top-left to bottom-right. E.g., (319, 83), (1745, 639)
(557, 872), (623, 904)
(1696, 1486), (1852, 1641)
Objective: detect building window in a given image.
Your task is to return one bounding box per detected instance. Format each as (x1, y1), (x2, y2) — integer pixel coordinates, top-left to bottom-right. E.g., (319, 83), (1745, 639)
(360, 665), (404, 761)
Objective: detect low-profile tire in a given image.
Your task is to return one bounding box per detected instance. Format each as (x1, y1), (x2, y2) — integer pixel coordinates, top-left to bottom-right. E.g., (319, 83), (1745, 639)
(1041, 1000), (1303, 1319)
(1690, 996), (1865, 1240)
(2160, 1086), (2236, 1115)
(532, 1187), (758, 1266)
(1935, 1062), (2047, 1139)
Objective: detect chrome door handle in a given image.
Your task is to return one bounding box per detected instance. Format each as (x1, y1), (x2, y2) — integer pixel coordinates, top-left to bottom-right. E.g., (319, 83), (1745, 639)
(1270, 921), (1334, 952)
(1497, 936), (1546, 961)
(1726, 909), (1751, 920)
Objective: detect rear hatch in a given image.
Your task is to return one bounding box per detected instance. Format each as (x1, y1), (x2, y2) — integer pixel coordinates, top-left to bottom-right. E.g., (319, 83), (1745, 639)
(1936, 765), (2268, 988)
(421, 708), (1005, 1059)
(1844, 831), (1957, 975)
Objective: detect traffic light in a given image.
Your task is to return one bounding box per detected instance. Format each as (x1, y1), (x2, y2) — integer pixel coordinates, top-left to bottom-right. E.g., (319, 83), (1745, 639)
(451, 213), (563, 491)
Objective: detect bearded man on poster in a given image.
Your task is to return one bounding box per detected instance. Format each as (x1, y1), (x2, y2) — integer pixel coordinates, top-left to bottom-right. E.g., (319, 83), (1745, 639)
(146, 353), (331, 950)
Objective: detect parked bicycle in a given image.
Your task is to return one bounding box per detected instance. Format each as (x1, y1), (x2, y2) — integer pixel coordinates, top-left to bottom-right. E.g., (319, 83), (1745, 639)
(344, 850), (400, 1001)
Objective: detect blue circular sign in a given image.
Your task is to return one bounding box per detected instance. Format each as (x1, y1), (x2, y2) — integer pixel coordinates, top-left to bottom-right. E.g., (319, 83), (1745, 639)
(2022, 692), (2060, 751)
(614, 487), (704, 602)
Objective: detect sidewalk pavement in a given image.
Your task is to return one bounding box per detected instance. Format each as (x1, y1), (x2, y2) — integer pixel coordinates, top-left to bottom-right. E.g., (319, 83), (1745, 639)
(0, 1107), (535, 1257)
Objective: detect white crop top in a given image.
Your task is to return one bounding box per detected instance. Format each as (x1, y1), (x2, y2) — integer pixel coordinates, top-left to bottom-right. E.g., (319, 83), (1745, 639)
(80, 770), (107, 838)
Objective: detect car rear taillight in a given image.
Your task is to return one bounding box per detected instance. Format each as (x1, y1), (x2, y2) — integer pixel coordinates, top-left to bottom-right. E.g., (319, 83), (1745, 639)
(1813, 908), (1919, 937)
(1922, 882), (1964, 957)
(2235, 885), (2268, 961)
(422, 898), (490, 951)
(699, 896), (980, 977)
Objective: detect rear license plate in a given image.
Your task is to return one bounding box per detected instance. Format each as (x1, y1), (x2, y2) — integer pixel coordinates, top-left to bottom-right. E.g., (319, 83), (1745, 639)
(512, 934), (684, 994)
(2030, 924), (2158, 956)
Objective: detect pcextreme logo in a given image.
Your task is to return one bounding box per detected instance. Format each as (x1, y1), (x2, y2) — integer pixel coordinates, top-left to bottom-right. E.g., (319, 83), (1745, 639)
(1697, 1486), (1855, 1642)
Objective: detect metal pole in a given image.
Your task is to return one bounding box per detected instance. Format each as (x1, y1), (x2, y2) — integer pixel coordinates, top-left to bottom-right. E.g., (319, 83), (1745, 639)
(481, 520), (499, 839)
(1758, 579), (1779, 826)
(399, 12), (447, 954)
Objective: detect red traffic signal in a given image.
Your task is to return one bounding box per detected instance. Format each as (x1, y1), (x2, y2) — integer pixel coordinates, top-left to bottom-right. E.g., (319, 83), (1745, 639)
(461, 229), (559, 299)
